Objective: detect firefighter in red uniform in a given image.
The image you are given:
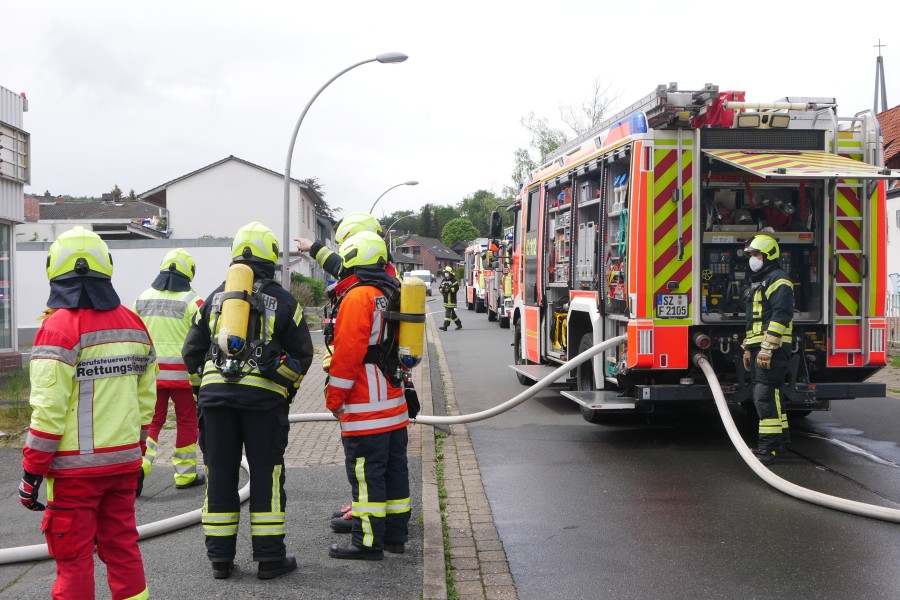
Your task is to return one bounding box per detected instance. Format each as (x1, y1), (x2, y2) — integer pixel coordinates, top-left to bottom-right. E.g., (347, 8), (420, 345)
(326, 231), (411, 560)
(19, 226), (155, 599)
(133, 248), (205, 494)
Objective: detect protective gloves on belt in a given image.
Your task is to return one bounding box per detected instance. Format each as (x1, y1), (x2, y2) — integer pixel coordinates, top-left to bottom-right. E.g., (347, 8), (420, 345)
(756, 333), (782, 370)
(19, 470), (46, 511)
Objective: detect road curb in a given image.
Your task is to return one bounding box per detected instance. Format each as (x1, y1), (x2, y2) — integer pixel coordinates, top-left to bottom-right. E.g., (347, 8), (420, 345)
(426, 315), (519, 600)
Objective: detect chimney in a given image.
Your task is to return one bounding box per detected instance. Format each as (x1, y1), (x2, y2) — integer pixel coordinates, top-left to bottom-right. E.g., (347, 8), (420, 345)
(24, 195), (40, 221)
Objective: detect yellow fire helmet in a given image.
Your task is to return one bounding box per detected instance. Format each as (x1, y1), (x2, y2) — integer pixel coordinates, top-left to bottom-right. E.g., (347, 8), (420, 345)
(444, 266), (453, 274)
(743, 234), (780, 260)
(159, 248), (196, 281)
(334, 212), (382, 245)
(46, 226), (113, 281)
(231, 221), (279, 264)
(339, 230), (387, 269)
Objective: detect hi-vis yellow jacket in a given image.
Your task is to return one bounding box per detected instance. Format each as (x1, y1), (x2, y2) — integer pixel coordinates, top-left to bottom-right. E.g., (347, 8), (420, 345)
(23, 306), (157, 478)
(133, 288), (202, 390)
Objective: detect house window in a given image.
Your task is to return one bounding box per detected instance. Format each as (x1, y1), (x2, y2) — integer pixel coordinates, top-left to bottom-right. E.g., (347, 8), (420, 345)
(412, 246), (420, 254)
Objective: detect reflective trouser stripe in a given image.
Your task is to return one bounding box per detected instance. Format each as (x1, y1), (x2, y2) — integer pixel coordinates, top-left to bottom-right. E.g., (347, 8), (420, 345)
(202, 512), (240, 537)
(172, 444), (198, 485)
(123, 586), (150, 600)
(250, 512), (286, 536)
(354, 457), (375, 547)
(759, 418), (783, 435)
(142, 437), (158, 476)
(386, 497), (411, 515)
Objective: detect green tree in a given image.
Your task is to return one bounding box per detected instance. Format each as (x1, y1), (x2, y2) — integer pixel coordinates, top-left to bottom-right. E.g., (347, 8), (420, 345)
(459, 189), (504, 236)
(441, 218), (480, 248)
(419, 205), (435, 238)
(111, 185), (123, 201)
(127, 189), (137, 201)
(433, 205), (461, 235)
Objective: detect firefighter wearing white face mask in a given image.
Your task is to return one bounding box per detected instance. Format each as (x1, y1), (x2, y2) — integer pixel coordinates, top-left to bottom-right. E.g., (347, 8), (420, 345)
(741, 234), (793, 465)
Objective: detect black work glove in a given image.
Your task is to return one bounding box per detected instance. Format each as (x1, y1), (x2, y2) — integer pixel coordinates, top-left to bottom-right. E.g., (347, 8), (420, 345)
(136, 468), (145, 498)
(405, 385), (420, 420)
(19, 470), (46, 511)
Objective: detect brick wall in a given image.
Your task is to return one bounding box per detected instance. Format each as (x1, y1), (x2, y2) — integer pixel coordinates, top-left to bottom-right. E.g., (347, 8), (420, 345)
(23, 195), (40, 221)
(0, 352), (22, 374)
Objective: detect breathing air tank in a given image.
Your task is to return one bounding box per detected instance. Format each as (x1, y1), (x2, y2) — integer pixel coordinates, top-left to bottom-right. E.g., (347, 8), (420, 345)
(217, 263), (254, 356)
(398, 276), (426, 367)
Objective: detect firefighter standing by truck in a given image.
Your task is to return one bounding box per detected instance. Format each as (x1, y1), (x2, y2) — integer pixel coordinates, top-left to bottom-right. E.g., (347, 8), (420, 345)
(742, 234), (794, 465)
(133, 248), (205, 494)
(19, 226), (155, 600)
(182, 221), (314, 580)
(325, 231), (411, 561)
(439, 266), (462, 330)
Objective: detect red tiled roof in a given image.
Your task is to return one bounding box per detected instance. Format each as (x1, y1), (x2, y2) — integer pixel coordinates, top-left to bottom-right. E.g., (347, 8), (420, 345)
(877, 105), (900, 164)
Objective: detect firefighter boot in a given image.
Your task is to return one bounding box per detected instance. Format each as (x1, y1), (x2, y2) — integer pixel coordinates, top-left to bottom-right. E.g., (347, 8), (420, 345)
(211, 560), (234, 580)
(754, 448), (785, 465)
(330, 509), (352, 533)
(455, 320), (462, 330)
(329, 541), (383, 561)
(257, 555), (297, 580)
(384, 542), (406, 554)
(176, 472), (206, 490)
(439, 325), (448, 331)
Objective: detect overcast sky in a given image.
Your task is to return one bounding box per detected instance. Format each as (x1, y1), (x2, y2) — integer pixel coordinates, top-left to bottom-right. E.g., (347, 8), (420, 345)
(2, 1), (896, 221)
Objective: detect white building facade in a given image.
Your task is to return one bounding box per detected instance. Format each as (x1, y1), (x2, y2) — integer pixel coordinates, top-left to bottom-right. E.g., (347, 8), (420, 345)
(0, 84), (28, 368)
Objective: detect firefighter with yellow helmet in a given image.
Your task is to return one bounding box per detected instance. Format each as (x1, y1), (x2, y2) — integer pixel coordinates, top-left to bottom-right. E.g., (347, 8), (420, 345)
(182, 221), (314, 580)
(326, 231), (412, 560)
(20, 226), (155, 599)
(133, 248), (205, 494)
(741, 234), (793, 465)
(439, 266), (462, 330)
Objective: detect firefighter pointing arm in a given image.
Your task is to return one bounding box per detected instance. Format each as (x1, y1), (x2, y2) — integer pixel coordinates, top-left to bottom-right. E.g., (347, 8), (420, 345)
(20, 227), (155, 600)
(742, 234), (794, 466)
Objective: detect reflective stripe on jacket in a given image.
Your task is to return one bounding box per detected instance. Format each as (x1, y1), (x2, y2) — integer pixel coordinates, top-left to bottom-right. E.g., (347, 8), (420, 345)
(326, 284), (408, 437)
(745, 265), (794, 346)
(133, 288), (202, 389)
(23, 306), (158, 478)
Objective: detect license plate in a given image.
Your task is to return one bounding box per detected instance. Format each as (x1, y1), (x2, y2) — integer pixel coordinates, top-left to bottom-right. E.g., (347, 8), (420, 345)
(657, 294), (688, 318)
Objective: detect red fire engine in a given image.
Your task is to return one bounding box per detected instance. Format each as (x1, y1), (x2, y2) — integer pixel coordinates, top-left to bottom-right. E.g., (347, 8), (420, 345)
(503, 82), (899, 422)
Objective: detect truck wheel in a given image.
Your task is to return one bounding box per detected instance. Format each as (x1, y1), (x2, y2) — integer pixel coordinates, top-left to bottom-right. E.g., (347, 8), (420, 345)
(514, 321), (533, 386)
(488, 308), (497, 322)
(575, 333), (595, 392)
(476, 299), (486, 313)
(467, 298), (474, 310)
(499, 315), (510, 329)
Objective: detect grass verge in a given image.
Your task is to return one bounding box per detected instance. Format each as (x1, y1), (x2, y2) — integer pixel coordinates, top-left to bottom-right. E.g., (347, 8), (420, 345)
(434, 431), (459, 600)
(0, 371), (31, 440)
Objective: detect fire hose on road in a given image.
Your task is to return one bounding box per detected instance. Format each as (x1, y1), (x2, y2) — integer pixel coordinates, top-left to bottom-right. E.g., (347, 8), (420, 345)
(2, 336), (897, 564)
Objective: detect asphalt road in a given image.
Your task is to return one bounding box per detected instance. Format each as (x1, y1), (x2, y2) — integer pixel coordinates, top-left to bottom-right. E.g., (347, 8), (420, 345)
(436, 309), (900, 600)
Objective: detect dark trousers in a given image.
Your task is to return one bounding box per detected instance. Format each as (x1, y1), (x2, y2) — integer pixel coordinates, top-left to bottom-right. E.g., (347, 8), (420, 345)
(342, 427), (411, 549)
(443, 306), (461, 327)
(749, 346), (790, 453)
(199, 404), (290, 562)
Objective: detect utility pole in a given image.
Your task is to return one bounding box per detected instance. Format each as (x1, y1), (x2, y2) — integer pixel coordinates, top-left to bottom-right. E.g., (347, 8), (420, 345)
(874, 39), (888, 114)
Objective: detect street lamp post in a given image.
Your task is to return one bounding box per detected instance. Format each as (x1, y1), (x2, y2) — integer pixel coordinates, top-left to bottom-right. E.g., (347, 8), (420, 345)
(369, 180), (418, 214)
(281, 51), (408, 288)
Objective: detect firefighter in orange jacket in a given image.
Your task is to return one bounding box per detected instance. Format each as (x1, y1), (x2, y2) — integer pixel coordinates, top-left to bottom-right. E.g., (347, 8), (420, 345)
(20, 227), (155, 600)
(326, 231), (410, 560)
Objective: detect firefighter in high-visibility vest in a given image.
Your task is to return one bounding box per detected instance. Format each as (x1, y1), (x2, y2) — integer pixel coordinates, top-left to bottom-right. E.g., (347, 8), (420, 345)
(20, 226), (155, 600)
(182, 221), (314, 580)
(439, 266), (462, 330)
(741, 234), (793, 465)
(326, 231), (411, 560)
(133, 248), (205, 494)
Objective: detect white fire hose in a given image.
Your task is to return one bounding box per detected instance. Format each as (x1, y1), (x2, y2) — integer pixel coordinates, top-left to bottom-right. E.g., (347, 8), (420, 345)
(3, 337), (897, 564)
